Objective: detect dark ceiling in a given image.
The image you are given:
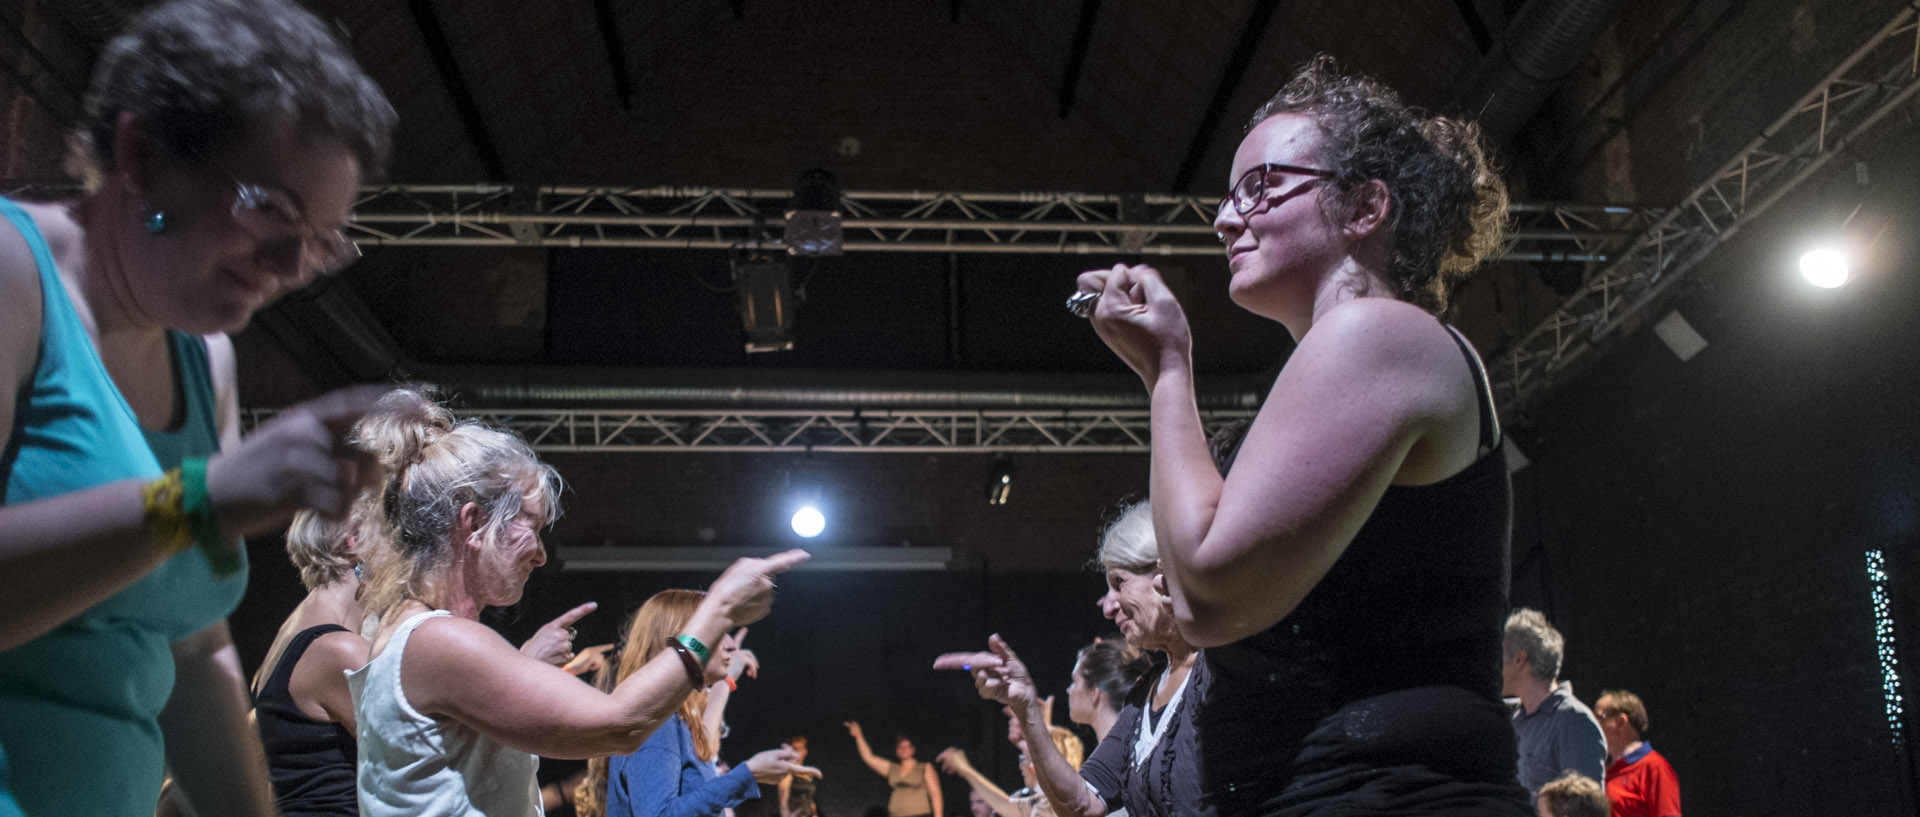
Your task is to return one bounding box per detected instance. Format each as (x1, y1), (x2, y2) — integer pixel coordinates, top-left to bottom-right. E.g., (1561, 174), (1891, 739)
(3, 0), (1915, 569)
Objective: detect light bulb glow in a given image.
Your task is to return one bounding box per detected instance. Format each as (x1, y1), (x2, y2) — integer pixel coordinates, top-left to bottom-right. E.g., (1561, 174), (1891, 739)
(791, 506), (826, 538)
(1800, 248), (1850, 288)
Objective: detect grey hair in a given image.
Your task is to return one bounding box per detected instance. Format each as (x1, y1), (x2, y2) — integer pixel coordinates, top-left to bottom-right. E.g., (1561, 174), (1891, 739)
(356, 389), (564, 620)
(1504, 608), (1565, 683)
(1094, 500), (1157, 574)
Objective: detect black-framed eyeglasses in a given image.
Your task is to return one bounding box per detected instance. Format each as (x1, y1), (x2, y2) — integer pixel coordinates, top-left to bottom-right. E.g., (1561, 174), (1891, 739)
(216, 168), (361, 277)
(1218, 162), (1336, 216)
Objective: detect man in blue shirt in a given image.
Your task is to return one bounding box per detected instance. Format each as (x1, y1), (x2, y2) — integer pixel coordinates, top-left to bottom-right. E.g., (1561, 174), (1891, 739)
(1503, 609), (1608, 801)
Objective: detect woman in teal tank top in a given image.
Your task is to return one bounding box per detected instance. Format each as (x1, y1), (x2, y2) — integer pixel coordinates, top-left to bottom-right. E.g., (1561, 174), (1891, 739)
(0, 1), (396, 815)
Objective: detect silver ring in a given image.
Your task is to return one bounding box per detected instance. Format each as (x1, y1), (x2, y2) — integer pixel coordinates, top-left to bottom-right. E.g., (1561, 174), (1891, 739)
(1065, 290), (1099, 319)
(566, 626), (578, 640)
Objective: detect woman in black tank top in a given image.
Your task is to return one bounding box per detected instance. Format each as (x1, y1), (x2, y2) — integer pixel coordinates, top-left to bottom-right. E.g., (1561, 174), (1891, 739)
(1075, 56), (1530, 816)
(251, 512), (369, 817)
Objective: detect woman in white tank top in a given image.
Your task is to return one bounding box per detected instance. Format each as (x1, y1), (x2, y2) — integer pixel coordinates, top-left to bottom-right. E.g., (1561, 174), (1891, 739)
(347, 389), (809, 816)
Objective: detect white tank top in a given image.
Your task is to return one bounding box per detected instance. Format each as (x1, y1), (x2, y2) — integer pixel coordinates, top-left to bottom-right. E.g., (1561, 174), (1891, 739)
(347, 609), (543, 816)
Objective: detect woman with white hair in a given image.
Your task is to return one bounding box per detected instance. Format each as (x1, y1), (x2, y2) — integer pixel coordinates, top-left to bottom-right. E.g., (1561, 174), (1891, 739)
(348, 389), (808, 816)
(937, 500), (1208, 817)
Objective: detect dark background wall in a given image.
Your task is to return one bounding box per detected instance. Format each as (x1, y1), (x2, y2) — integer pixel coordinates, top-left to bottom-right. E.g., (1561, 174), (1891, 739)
(1505, 131), (1920, 815)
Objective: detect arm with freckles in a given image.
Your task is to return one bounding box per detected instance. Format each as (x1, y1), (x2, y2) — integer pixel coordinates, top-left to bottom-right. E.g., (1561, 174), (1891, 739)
(1150, 300), (1448, 646)
(1083, 264), (1447, 647)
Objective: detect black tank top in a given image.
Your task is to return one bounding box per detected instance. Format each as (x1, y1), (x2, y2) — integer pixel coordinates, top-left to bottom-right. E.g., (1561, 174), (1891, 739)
(1194, 326), (1530, 817)
(254, 624), (360, 816)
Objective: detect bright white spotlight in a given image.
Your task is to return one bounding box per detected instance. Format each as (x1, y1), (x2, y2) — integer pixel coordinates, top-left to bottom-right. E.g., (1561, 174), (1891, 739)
(1800, 248), (1850, 288)
(790, 506), (826, 538)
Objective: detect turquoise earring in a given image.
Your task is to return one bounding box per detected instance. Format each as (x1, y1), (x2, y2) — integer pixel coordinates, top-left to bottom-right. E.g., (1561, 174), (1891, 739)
(143, 211), (167, 234)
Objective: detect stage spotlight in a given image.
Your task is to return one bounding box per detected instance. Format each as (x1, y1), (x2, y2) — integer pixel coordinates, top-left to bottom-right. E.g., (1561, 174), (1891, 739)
(1800, 247), (1850, 288)
(783, 168), (843, 256)
(732, 250), (795, 352)
(791, 506), (826, 538)
(985, 457), (1015, 506)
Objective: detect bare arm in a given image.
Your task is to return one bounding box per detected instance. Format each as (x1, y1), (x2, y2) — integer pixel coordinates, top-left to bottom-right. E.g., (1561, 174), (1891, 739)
(288, 630), (370, 733)
(1147, 301), (1449, 645)
(936, 750), (1017, 817)
(779, 773), (793, 817)
(844, 722), (890, 776)
(407, 551), (808, 759)
(925, 760), (944, 817)
(935, 639), (1106, 817)
(1083, 265), (1453, 646)
(159, 621), (279, 817)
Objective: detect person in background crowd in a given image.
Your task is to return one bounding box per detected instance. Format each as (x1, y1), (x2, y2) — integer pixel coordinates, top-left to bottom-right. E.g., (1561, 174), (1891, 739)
(1076, 53), (1527, 815)
(0, 1), (397, 814)
(936, 722), (1085, 817)
(1065, 639), (1152, 744)
(1596, 690), (1680, 817)
(846, 722), (943, 817)
(587, 590), (816, 817)
(779, 736), (822, 817)
(1504, 608), (1608, 799)
(936, 500), (1206, 817)
(1534, 772), (1609, 817)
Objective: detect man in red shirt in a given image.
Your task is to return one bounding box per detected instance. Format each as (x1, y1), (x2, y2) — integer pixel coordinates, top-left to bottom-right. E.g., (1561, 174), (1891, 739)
(1595, 690), (1681, 817)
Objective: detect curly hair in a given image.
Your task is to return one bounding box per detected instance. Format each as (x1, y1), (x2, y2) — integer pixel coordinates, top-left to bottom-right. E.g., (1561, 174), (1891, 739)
(1536, 772), (1609, 817)
(69, 0), (396, 186)
(1247, 55), (1508, 313)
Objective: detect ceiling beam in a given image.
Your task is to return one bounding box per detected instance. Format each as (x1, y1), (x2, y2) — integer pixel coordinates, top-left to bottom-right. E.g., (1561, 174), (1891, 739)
(1451, 0), (1495, 54)
(591, 0), (636, 111)
(404, 0), (509, 182)
(1170, 0), (1281, 193)
(1057, 0), (1102, 118)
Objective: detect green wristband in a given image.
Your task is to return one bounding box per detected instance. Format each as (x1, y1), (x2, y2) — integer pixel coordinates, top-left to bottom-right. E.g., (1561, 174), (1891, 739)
(675, 634), (712, 665)
(181, 458), (241, 577)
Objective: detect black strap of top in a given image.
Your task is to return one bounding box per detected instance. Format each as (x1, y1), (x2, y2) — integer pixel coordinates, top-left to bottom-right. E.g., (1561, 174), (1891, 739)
(1442, 325), (1499, 454)
(258, 623), (350, 700)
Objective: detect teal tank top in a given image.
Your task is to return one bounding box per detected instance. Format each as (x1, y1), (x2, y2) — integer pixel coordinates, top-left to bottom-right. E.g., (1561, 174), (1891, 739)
(0, 197), (248, 817)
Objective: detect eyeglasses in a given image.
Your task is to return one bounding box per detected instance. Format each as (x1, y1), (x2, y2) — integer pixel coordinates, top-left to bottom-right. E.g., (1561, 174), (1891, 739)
(1218, 162), (1336, 217)
(220, 170), (360, 277)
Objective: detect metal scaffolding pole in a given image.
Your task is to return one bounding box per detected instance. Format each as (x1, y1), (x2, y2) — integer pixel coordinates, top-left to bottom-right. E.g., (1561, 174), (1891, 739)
(0, 179), (1649, 263)
(1492, 6), (1920, 416)
(243, 407), (1258, 453)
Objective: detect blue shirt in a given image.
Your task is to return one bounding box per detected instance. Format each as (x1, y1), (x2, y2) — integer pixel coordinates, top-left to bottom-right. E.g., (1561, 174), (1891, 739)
(1511, 681), (1608, 797)
(607, 715), (760, 817)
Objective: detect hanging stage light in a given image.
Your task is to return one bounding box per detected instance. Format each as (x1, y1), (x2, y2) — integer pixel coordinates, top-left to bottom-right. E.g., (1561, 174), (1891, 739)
(732, 249), (795, 352)
(783, 168), (843, 257)
(985, 456), (1015, 506)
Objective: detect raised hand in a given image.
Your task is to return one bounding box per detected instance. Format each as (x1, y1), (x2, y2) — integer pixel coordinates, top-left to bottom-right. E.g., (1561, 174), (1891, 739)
(932, 634), (1040, 711)
(205, 384), (390, 537)
(934, 747), (973, 775)
(745, 745), (823, 785)
(562, 643), (613, 676)
(842, 720), (864, 739)
(704, 550), (810, 629)
(521, 601), (598, 666)
(1074, 263), (1193, 385)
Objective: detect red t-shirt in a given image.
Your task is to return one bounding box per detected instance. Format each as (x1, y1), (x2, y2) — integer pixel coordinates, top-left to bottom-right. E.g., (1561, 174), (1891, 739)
(1606, 743), (1681, 817)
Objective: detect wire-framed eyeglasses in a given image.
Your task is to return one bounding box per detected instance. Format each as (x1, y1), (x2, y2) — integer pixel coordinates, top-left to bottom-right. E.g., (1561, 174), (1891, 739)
(220, 171), (360, 277)
(1217, 162), (1336, 217)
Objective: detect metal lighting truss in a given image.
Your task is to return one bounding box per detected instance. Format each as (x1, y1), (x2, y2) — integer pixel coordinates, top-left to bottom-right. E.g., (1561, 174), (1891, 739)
(243, 408), (1258, 453)
(340, 185), (1650, 262)
(1493, 6), (1920, 415)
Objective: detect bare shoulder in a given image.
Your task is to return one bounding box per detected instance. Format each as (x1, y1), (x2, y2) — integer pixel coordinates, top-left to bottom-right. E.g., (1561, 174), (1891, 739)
(1290, 297), (1475, 444)
(305, 628), (372, 672)
(1302, 296), (1456, 361)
